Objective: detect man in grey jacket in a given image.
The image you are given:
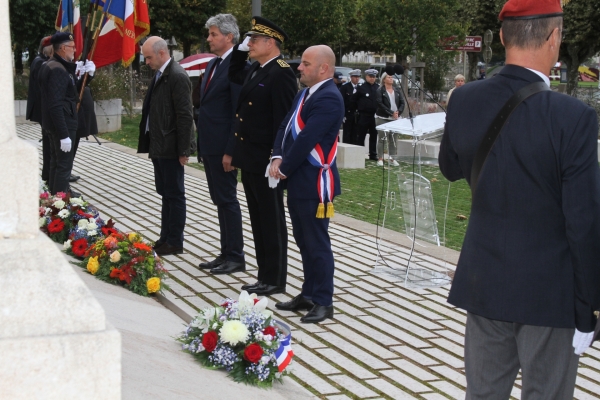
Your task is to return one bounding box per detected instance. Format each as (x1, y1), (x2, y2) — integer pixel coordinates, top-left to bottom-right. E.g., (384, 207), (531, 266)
(137, 36), (194, 256)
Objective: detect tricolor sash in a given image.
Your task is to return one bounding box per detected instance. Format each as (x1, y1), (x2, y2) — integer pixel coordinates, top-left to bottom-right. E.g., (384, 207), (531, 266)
(283, 89), (337, 219)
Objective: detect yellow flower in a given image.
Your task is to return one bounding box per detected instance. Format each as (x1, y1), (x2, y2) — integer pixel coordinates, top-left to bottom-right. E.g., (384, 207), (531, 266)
(147, 277), (161, 293)
(128, 232), (139, 242)
(109, 250), (121, 263)
(87, 256), (99, 275)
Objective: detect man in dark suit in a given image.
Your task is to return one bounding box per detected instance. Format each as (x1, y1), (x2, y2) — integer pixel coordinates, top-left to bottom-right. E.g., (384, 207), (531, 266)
(196, 14), (246, 275)
(138, 37), (194, 256)
(270, 45), (344, 323)
(438, 0), (600, 397)
(351, 69), (379, 160)
(228, 17), (297, 296)
(339, 69), (361, 145)
(27, 36), (52, 182)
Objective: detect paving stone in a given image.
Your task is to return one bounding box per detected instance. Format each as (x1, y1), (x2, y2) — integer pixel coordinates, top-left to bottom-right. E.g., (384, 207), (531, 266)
(366, 310), (438, 340)
(315, 348), (378, 379)
(164, 278), (195, 297)
(380, 303), (444, 329)
(326, 395), (353, 400)
(183, 294), (212, 311)
(337, 293), (377, 309)
(390, 359), (439, 381)
(576, 375), (600, 394)
(328, 375), (379, 398)
(334, 314), (400, 346)
(358, 316), (431, 348)
(293, 330), (328, 349)
(364, 378), (415, 399)
(334, 301), (369, 317)
(429, 380), (466, 399)
(390, 347), (440, 366)
(430, 338), (465, 358)
(433, 329), (465, 345)
(286, 317), (327, 333)
(323, 323), (398, 359)
(380, 368), (433, 393)
(288, 362), (339, 395)
(422, 348), (464, 369)
(317, 332), (391, 370)
(420, 393), (449, 400)
(574, 388), (600, 400)
(385, 287), (424, 301)
(294, 345), (341, 375)
(430, 366), (466, 387)
(168, 269), (212, 293)
(438, 319), (466, 334)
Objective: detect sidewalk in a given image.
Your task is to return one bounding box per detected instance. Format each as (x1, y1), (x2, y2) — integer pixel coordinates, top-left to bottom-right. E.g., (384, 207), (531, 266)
(20, 123), (600, 400)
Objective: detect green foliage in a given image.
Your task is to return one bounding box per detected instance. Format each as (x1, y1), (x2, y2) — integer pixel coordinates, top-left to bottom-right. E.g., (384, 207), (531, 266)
(225, 0), (252, 34)
(423, 50), (456, 102)
(9, 0), (57, 74)
(13, 74), (28, 100)
(89, 66), (140, 115)
(262, 0), (352, 58)
(149, 0), (227, 57)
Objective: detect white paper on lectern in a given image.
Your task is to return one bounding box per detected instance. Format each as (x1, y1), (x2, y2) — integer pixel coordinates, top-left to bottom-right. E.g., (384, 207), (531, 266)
(376, 112), (446, 137)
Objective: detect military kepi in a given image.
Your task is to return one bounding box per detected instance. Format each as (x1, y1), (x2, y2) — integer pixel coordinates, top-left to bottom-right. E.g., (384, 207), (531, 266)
(246, 16), (288, 43)
(51, 31), (74, 45)
(499, 0), (563, 21)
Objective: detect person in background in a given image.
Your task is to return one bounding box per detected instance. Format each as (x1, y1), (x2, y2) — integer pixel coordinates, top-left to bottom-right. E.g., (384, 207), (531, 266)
(446, 74), (465, 105)
(351, 68), (379, 160)
(333, 71), (344, 88)
(339, 69), (361, 145)
(375, 72), (404, 167)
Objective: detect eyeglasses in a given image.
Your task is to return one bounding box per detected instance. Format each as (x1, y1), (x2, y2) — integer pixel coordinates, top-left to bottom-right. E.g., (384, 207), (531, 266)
(62, 44), (76, 50)
(545, 27), (565, 42)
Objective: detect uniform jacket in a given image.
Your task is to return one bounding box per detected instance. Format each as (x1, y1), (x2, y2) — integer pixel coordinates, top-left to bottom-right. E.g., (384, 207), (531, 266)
(26, 54), (48, 123)
(137, 58), (195, 159)
(197, 53), (243, 157)
(439, 64), (600, 332)
(376, 85), (405, 118)
(228, 47), (297, 174)
(340, 81), (359, 114)
(350, 81), (379, 115)
(38, 54), (79, 139)
(76, 86), (98, 139)
(273, 79), (344, 200)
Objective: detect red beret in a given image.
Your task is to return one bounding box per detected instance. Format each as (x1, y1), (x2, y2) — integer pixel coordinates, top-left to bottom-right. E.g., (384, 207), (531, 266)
(499, 0), (563, 21)
(41, 36), (52, 48)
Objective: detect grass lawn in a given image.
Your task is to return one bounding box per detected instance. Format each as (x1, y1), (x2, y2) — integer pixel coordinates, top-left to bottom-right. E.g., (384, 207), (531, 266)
(102, 115), (471, 250)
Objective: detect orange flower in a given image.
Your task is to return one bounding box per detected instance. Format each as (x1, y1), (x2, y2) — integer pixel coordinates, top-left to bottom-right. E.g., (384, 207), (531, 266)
(104, 236), (118, 249)
(133, 242), (152, 252)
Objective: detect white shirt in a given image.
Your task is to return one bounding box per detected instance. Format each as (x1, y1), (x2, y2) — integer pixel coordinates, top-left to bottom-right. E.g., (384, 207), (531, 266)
(526, 67), (550, 87)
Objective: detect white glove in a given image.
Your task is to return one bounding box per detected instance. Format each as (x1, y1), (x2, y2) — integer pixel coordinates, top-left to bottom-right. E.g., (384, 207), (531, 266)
(238, 36), (250, 52)
(60, 137), (72, 153)
(84, 60), (96, 76)
(75, 61), (84, 77)
(265, 163), (279, 188)
(573, 329), (594, 355)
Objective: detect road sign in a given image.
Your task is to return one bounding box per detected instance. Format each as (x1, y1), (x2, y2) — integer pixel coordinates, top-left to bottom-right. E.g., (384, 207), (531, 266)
(484, 30), (493, 46)
(483, 48), (493, 63)
(442, 36), (482, 52)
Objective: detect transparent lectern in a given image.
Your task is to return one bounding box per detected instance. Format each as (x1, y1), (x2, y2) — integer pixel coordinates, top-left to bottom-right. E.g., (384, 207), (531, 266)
(371, 112), (453, 288)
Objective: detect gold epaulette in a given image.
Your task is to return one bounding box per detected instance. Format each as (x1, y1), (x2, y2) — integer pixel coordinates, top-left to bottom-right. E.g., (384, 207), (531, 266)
(277, 60), (290, 68)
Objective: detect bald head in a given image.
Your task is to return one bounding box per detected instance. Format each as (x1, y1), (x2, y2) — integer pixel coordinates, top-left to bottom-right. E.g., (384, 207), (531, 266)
(142, 36), (170, 70)
(298, 45), (336, 87)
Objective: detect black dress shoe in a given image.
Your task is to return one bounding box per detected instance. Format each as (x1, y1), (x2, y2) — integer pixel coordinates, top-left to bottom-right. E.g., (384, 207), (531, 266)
(154, 243), (184, 256)
(301, 304), (334, 323)
(69, 189), (81, 198)
(198, 255), (226, 269)
(153, 240), (166, 250)
(247, 283), (285, 296)
(69, 174), (80, 182)
(210, 260), (245, 275)
(241, 281), (262, 290)
(275, 294), (314, 311)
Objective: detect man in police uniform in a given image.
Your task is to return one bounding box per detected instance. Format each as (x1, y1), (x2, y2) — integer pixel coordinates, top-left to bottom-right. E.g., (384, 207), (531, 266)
(339, 69), (361, 144)
(351, 69), (379, 160)
(439, 0), (600, 397)
(228, 17), (297, 295)
(38, 32), (78, 195)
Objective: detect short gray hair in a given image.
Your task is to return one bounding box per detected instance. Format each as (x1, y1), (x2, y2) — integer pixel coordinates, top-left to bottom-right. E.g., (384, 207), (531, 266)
(152, 38), (168, 54)
(205, 14), (240, 44)
(502, 16), (562, 50)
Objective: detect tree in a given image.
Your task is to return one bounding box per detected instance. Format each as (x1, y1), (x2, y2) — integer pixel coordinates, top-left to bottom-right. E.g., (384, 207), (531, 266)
(225, 0), (251, 34)
(149, 0), (226, 57)
(9, 0), (57, 74)
(262, 0), (352, 59)
(560, 0), (600, 95)
(423, 49), (455, 102)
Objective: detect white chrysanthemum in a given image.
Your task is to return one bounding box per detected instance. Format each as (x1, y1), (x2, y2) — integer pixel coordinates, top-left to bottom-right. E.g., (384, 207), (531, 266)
(219, 320), (249, 345)
(77, 219), (88, 229)
(63, 240), (72, 250)
(88, 230), (98, 236)
(58, 209), (70, 219)
(70, 197), (85, 206)
(53, 200), (66, 209)
(86, 222), (97, 231)
(39, 217), (47, 227)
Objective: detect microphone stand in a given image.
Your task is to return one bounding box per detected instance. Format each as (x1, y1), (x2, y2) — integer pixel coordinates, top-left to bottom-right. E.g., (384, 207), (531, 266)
(394, 73), (415, 129)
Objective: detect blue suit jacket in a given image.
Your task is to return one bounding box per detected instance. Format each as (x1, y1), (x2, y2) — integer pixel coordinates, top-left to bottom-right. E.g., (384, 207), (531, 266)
(439, 65), (600, 332)
(273, 79), (344, 200)
(197, 53), (244, 157)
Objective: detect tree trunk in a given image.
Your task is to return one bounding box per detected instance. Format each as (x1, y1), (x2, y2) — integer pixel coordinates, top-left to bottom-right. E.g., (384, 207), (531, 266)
(467, 52), (479, 82)
(183, 41), (191, 58)
(566, 59), (579, 96)
(14, 45), (23, 76)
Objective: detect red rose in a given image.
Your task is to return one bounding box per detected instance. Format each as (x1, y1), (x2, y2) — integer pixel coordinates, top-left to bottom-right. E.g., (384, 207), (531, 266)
(262, 326), (277, 337)
(243, 343), (264, 363)
(47, 218), (65, 234)
(71, 238), (89, 257)
(202, 331), (218, 353)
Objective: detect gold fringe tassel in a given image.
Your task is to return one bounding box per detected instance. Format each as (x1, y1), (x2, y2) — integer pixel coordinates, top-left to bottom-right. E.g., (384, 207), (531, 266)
(326, 202), (334, 218)
(316, 203), (325, 218)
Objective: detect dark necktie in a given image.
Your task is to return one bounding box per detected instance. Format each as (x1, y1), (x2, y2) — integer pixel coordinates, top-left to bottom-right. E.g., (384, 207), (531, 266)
(204, 57), (222, 92)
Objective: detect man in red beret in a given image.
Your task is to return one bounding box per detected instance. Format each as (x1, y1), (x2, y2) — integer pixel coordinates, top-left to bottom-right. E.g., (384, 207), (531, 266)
(439, 0), (600, 398)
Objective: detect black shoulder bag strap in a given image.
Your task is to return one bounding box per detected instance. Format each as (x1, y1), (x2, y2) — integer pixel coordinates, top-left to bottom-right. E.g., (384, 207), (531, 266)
(470, 81), (550, 196)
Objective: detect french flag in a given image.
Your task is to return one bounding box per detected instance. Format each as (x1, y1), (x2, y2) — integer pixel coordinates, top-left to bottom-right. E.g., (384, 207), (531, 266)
(55, 0), (83, 60)
(275, 332), (294, 372)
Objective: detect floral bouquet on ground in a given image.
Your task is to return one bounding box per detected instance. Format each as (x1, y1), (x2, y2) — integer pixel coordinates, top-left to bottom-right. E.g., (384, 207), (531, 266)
(80, 232), (168, 296)
(38, 191), (74, 244)
(176, 291), (294, 387)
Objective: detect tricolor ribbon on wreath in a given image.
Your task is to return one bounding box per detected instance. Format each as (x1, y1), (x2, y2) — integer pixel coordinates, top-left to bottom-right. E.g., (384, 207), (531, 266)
(283, 88), (337, 219)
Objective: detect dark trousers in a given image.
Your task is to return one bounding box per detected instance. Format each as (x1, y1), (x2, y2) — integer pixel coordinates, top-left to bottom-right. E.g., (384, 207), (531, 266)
(241, 170), (287, 287)
(41, 129), (51, 181)
(48, 129), (76, 194)
(357, 113), (377, 159)
(72, 136), (81, 160)
(287, 197), (335, 306)
(203, 155), (244, 263)
(465, 312), (579, 400)
(152, 158), (186, 248)
(342, 112), (358, 145)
